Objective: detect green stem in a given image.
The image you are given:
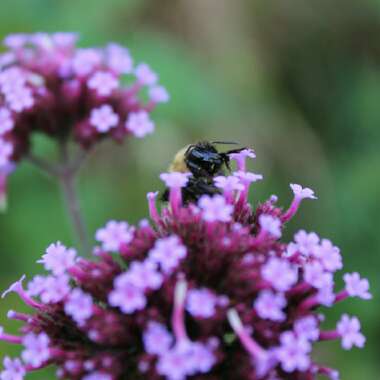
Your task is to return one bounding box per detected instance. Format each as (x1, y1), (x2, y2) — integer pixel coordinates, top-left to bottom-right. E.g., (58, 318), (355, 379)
(27, 144), (91, 256)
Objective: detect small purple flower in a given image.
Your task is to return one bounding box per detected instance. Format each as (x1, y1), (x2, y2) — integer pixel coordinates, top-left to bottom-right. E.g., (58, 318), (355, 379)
(0, 108), (14, 135)
(276, 331), (311, 372)
(198, 194), (233, 222)
(294, 316), (320, 341)
(214, 175), (244, 192)
(135, 63), (158, 85)
(89, 104), (119, 133)
(148, 235), (187, 274)
(254, 290), (286, 322)
(160, 172), (190, 188)
(186, 288), (218, 318)
(304, 262), (333, 289)
(72, 48), (102, 76)
(290, 184), (317, 200)
(39, 275), (71, 304)
(106, 43), (133, 74)
(122, 260), (163, 291)
(125, 110), (155, 138)
(259, 214), (282, 238)
(294, 230), (320, 257)
(37, 241), (76, 275)
(0, 139), (12, 167)
(95, 220), (134, 251)
(156, 342), (216, 380)
(343, 272), (372, 300)
(230, 149), (256, 171)
(336, 314), (365, 350)
(64, 288), (93, 325)
(261, 257), (298, 292)
(317, 284), (336, 307)
(3, 34), (28, 49)
(108, 278), (146, 314)
(21, 332), (50, 367)
(0, 357), (25, 380)
(27, 275), (47, 297)
(5, 86), (34, 113)
(187, 342), (217, 373)
(82, 372), (112, 380)
(87, 71), (119, 96)
(314, 239), (342, 272)
(143, 321), (173, 355)
(233, 171), (263, 184)
(149, 85), (170, 103)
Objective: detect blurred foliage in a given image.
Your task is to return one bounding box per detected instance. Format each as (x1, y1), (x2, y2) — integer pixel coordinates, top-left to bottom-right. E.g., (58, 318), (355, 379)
(0, 0), (380, 378)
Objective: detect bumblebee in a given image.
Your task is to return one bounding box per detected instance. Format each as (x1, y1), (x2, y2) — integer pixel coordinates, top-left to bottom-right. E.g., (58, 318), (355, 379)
(163, 141), (245, 203)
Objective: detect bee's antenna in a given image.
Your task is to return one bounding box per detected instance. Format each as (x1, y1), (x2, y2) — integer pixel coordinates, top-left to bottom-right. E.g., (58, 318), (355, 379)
(211, 141), (239, 145)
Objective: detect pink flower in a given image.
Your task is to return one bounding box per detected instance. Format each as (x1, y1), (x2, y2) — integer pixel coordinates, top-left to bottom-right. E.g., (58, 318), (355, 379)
(294, 316), (320, 341)
(72, 48), (102, 76)
(95, 220), (134, 251)
(148, 236), (187, 274)
(314, 239), (342, 272)
(198, 195), (233, 222)
(135, 63), (158, 85)
(108, 280), (146, 315)
(343, 272), (372, 300)
(156, 342), (216, 380)
(143, 322), (173, 355)
(89, 105), (119, 133)
(160, 172), (190, 188)
(233, 171), (263, 184)
(0, 67), (26, 93)
(214, 175), (244, 192)
(294, 230), (320, 257)
(87, 71), (119, 96)
(21, 332), (50, 367)
(254, 290), (286, 322)
(304, 262), (333, 289)
(317, 284), (336, 307)
(106, 43), (133, 74)
(5, 86), (34, 113)
(276, 331), (311, 372)
(186, 288), (218, 318)
(149, 85), (170, 103)
(64, 288), (93, 325)
(0, 357), (25, 380)
(290, 184), (317, 200)
(120, 260), (163, 291)
(261, 257), (298, 292)
(82, 372), (112, 380)
(125, 110), (155, 138)
(39, 275), (71, 304)
(3, 34), (28, 49)
(336, 314), (365, 350)
(37, 241), (77, 275)
(27, 275), (47, 297)
(51, 32), (78, 48)
(259, 214), (282, 238)
(0, 140), (13, 167)
(0, 108), (14, 135)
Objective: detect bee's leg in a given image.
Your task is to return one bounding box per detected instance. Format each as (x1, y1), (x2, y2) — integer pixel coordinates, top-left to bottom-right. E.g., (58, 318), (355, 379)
(185, 160), (210, 177)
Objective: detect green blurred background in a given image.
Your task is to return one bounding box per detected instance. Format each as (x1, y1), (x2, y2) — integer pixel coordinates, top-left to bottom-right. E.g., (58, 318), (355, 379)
(0, 0), (379, 378)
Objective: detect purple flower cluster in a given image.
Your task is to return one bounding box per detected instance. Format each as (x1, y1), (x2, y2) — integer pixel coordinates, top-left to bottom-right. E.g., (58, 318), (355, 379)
(0, 32), (168, 205)
(0, 150), (371, 379)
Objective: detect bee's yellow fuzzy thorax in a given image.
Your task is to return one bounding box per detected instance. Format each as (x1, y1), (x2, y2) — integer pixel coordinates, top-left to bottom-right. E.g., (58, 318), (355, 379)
(168, 145), (191, 173)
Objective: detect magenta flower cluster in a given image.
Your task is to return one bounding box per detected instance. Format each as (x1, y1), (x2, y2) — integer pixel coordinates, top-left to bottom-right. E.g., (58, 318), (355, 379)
(0, 32), (168, 205)
(0, 150), (371, 380)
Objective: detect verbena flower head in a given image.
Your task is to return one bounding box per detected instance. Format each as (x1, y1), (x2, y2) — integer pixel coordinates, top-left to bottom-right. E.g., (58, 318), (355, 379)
(0, 150), (370, 380)
(0, 32), (168, 205)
